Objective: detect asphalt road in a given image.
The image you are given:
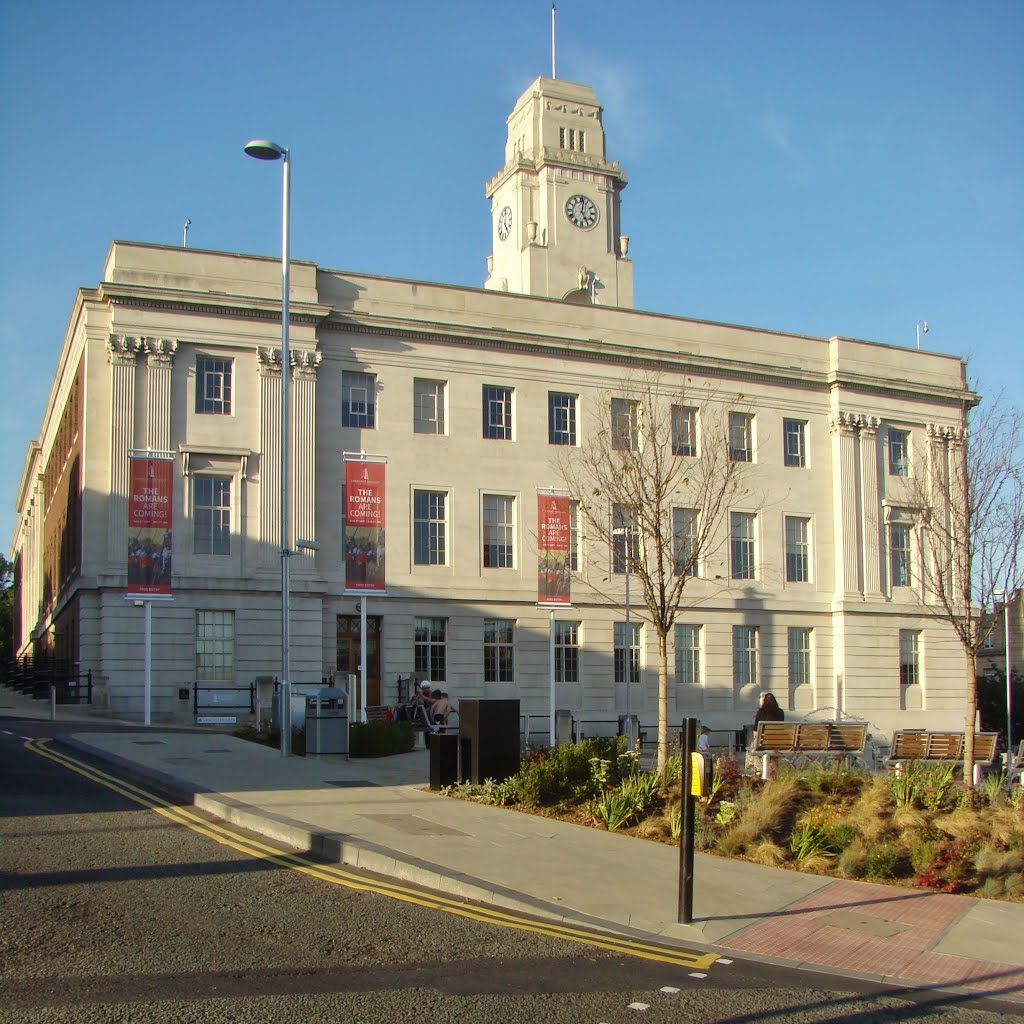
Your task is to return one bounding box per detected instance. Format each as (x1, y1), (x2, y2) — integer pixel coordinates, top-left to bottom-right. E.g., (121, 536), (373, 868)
(1, 716), (1020, 1023)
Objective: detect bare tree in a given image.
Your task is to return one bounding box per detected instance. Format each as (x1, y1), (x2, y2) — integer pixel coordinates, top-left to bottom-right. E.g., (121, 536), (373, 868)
(556, 376), (753, 771)
(907, 397), (1024, 789)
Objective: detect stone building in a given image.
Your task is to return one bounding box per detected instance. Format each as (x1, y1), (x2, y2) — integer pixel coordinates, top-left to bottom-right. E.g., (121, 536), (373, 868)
(10, 74), (975, 745)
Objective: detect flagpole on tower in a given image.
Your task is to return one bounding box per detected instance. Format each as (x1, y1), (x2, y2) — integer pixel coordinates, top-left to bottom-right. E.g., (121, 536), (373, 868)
(551, 4), (557, 79)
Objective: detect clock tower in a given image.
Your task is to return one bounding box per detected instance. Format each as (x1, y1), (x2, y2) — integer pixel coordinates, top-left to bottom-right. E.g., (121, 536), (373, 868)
(484, 76), (633, 307)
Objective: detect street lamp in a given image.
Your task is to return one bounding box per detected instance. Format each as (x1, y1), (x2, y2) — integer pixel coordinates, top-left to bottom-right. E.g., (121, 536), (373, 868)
(916, 318), (929, 350)
(245, 138), (292, 757)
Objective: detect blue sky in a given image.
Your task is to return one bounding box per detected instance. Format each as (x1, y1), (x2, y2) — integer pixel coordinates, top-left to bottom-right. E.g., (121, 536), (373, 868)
(1, 1), (1021, 545)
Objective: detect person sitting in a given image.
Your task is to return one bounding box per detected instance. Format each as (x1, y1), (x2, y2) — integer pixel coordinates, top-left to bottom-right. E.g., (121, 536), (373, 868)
(429, 690), (454, 725)
(754, 691), (785, 725)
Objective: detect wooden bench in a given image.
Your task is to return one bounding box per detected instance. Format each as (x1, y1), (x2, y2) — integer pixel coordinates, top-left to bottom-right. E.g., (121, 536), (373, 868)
(1006, 740), (1024, 788)
(885, 730), (999, 769)
(749, 722), (868, 778)
(751, 721), (868, 760)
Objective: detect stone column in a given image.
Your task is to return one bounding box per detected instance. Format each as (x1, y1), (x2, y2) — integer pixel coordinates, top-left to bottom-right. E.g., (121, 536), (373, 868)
(859, 416), (883, 598)
(829, 411), (863, 598)
(143, 338), (177, 452)
(106, 335), (141, 561)
(292, 351), (321, 562)
(257, 348), (283, 566)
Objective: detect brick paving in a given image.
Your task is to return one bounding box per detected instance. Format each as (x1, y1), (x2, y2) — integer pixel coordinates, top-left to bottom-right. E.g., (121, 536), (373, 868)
(722, 879), (1024, 996)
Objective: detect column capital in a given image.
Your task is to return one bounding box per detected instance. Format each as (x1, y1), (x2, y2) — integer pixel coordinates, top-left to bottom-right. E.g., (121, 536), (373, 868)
(106, 334), (142, 365)
(293, 350), (322, 381)
(829, 410), (860, 436)
(142, 337), (178, 366)
(257, 347), (284, 376)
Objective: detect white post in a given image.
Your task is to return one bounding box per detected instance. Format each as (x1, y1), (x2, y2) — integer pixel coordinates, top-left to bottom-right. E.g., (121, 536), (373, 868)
(1007, 597), (1014, 758)
(549, 609), (556, 747)
(360, 595), (368, 723)
(144, 599), (152, 726)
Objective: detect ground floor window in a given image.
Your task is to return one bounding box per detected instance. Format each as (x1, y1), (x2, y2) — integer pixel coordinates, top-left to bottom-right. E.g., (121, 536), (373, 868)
(414, 617), (446, 684)
(196, 611), (234, 682)
(554, 621), (579, 683)
(484, 619), (515, 682)
(614, 622), (641, 684)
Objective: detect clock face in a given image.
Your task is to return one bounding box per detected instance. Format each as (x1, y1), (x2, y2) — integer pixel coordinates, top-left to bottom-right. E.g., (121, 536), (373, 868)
(565, 194), (598, 229)
(498, 205), (512, 241)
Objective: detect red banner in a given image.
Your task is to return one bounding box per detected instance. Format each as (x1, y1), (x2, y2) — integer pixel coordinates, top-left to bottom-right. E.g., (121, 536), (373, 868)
(128, 455), (173, 596)
(345, 460), (386, 592)
(538, 493), (571, 605)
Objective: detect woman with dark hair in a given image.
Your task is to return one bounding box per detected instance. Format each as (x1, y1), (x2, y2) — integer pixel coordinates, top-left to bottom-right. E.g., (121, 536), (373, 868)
(754, 691), (784, 724)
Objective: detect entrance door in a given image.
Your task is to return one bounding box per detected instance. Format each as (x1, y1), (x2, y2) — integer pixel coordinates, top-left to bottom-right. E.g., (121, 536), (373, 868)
(336, 615), (382, 712)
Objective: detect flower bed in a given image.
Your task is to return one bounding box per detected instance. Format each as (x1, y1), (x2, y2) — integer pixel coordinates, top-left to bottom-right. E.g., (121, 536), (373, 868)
(441, 740), (1024, 901)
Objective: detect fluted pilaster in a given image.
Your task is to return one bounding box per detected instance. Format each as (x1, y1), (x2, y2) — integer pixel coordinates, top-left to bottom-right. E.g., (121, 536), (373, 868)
(257, 348), (283, 563)
(859, 416), (883, 597)
(292, 351), (321, 561)
(106, 335), (141, 560)
(829, 412), (863, 597)
(143, 338), (177, 452)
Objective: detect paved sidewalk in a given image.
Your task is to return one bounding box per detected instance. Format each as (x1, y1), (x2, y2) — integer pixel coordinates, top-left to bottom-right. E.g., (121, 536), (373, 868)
(4, 692), (1024, 1004)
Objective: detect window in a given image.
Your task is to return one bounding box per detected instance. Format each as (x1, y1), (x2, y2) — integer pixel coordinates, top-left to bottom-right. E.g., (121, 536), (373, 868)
(783, 419), (807, 468)
(484, 619), (515, 682)
(342, 371), (376, 428)
(483, 385), (513, 440)
(729, 412), (753, 462)
(672, 405), (697, 457)
(483, 494), (515, 567)
(196, 611), (234, 681)
(788, 627), (811, 689)
(614, 622), (641, 684)
(555, 621), (579, 683)
(413, 490), (447, 565)
(785, 516), (811, 583)
(414, 378), (445, 434)
(611, 398), (639, 452)
(730, 512), (756, 580)
(888, 428), (910, 477)
(899, 629), (920, 688)
(415, 617), (446, 682)
(195, 356), (232, 415)
(193, 476), (231, 555)
(559, 127), (585, 152)
(675, 623), (701, 689)
(673, 507), (699, 577)
(733, 626), (759, 689)
(548, 392), (578, 446)
(890, 522), (911, 587)
(612, 504), (638, 574)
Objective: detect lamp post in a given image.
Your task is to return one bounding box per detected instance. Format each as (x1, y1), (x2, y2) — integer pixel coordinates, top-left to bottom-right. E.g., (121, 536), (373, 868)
(916, 318), (929, 350)
(245, 138), (292, 757)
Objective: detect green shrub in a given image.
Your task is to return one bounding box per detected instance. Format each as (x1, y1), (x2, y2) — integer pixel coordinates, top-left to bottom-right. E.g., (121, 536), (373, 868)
(511, 738), (621, 808)
(348, 721), (414, 757)
(588, 788), (637, 830)
(828, 823), (858, 852)
(864, 842), (908, 880)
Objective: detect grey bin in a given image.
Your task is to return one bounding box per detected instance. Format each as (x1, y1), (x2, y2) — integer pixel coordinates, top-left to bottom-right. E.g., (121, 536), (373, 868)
(305, 686), (348, 755)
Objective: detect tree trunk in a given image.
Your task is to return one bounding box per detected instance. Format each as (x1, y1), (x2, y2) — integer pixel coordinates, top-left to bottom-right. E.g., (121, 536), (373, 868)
(964, 648), (978, 792)
(658, 629), (669, 771)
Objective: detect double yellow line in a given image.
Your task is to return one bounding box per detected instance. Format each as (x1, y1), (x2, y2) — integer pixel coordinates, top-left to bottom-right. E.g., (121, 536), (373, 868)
(26, 737), (718, 970)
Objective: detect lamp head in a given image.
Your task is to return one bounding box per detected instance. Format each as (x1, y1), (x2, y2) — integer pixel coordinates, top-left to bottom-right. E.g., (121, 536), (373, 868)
(244, 139), (287, 161)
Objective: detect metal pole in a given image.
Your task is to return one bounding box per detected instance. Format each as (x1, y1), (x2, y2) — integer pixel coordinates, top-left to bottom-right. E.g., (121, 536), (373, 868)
(144, 600), (152, 726)
(625, 538), (632, 751)
(360, 595), (368, 723)
(280, 150), (292, 756)
(678, 717), (697, 923)
(549, 609), (556, 747)
(1007, 596), (1014, 757)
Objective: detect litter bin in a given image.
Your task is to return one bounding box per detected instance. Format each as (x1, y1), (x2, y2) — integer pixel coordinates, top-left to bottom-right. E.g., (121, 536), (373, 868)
(459, 698), (520, 784)
(429, 732), (462, 790)
(305, 686), (348, 755)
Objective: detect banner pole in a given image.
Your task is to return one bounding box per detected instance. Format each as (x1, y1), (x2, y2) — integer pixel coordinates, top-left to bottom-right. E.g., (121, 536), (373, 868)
(360, 595), (368, 723)
(549, 609), (556, 746)
(144, 600), (152, 727)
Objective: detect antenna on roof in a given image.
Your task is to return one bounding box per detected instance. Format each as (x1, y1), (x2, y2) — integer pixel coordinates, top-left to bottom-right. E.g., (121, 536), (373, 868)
(182, 218), (191, 248)
(551, 4), (557, 79)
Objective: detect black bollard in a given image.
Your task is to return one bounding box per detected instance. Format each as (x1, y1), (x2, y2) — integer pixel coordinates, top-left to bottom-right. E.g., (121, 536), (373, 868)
(678, 717), (697, 924)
